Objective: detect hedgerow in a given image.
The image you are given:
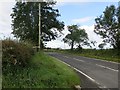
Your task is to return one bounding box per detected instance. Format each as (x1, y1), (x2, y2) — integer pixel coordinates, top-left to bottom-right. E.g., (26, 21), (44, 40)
(2, 39), (34, 68)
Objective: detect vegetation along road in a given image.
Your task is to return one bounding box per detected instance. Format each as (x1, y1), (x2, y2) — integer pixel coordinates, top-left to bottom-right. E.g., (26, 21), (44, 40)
(47, 52), (119, 90)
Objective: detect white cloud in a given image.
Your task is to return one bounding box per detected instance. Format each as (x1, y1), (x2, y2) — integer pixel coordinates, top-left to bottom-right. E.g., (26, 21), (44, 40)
(55, 0), (86, 7)
(46, 24), (112, 49)
(55, 0), (119, 7)
(56, 0), (86, 2)
(0, 2), (15, 39)
(80, 25), (102, 42)
(55, 0), (119, 3)
(46, 25), (70, 49)
(0, 0), (15, 2)
(72, 17), (94, 24)
(45, 39), (70, 49)
(80, 25), (112, 49)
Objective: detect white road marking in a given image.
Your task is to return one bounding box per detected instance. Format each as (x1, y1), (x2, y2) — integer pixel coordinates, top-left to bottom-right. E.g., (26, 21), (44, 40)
(73, 58), (85, 62)
(83, 56), (119, 64)
(64, 56), (69, 58)
(96, 64), (118, 72)
(56, 59), (107, 89)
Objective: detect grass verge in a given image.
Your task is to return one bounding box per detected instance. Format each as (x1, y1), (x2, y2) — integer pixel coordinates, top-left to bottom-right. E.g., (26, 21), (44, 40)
(2, 52), (80, 88)
(45, 49), (120, 63)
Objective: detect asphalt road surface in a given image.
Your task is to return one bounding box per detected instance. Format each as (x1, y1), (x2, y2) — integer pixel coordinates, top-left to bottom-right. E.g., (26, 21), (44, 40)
(47, 52), (119, 90)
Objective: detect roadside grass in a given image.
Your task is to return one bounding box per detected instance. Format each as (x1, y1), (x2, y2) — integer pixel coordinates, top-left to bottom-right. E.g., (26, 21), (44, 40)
(45, 49), (120, 63)
(73, 49), (119, 63)
(2, 52), (80, 88)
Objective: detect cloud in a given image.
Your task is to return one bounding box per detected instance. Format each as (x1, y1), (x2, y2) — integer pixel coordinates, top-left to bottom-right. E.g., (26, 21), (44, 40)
(0, 2), (15, 39)
(55, 0), (88, 6)
(46, 24), (103, 49)
(0, 0), (15, 2)
(56, 0), (86, 2)
(72, 17), (94, 24)
(55, 0), (118, 3)
(45, 39), (70, 49)
(55, 0), (119, 7)
(80, 25), (102, 42)
(46, 25), (70, 49)
(80, 25), (112, 49)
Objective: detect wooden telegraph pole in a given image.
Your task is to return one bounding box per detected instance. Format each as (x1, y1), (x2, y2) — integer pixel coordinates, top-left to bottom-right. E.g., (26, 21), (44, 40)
(38, 2), (41, 51)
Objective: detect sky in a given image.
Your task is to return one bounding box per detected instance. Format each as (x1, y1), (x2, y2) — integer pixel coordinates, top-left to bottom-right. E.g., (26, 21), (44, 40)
(0, 0), (119, 49)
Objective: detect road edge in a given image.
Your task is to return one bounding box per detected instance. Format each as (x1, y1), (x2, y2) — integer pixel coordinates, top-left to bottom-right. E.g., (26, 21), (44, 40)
(55, 58), (108, 89)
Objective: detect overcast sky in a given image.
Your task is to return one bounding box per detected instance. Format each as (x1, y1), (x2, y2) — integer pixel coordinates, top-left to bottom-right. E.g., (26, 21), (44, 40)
(0, 0), (119, 49)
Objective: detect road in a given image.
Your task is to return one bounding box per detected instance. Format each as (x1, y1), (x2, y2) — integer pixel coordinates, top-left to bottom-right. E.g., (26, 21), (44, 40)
(47, 52), (119, 90)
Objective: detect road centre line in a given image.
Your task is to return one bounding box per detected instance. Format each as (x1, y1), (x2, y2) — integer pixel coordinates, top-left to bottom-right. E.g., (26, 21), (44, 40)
(64, 56), (85, 63)
(64, 55), (118, 72)
(96, 64), (118, 72)
(73, 58), (85, 62)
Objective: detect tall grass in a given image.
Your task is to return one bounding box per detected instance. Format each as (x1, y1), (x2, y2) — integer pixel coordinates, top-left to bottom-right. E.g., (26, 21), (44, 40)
(2, 52), (80, 88)
(2, 39), (80, 88)
(49, 49), (120, 63)
(78, 49), (120, 62)
(2, 39), (34, 67)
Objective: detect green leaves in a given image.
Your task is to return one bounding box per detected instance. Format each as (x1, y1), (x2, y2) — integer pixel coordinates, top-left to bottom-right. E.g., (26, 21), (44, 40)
(63, 25), (89, 50)
(94, 5), (120, 49)
(11, 2), (64, 45)
(2, 39), (34, 67)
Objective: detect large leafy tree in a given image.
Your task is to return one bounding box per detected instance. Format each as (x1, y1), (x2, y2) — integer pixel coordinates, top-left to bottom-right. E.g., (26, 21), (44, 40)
(11, 1), (64, 46)
(63, 25), (89, 50)
(94, 5), (120, 49)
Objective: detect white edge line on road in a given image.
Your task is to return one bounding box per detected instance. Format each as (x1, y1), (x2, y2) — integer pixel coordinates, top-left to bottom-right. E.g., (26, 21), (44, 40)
(73, 58), (85, 62)
(56, 59), (107, 89)
(64, 56), (85, 63)
(64, 56), (69, 58)
(63, 55), (118, 72)
(96, 64), (118, 72)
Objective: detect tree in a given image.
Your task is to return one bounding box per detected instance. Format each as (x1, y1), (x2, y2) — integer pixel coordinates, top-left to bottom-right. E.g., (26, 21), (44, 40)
(63, 25), (89, 50)
(11, 1), (64, 47)
(94, 5), (120, 49)
(90, 41), (97, 49)
(98, 43), (106, 49)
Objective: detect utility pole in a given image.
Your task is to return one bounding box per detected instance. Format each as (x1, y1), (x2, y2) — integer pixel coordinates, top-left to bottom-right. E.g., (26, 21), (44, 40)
(38, 2), (41, 51)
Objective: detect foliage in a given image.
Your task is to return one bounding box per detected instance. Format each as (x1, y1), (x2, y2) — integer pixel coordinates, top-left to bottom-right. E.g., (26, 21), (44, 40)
(2, 39), (34, 67)
(94, 5), (120, 49)
(11, 1), (64, 46)
(2, 52), (80, 88)
(56, 49), (120, 63)
(63, 25), (89, 50)
(98, 43), (106, 49)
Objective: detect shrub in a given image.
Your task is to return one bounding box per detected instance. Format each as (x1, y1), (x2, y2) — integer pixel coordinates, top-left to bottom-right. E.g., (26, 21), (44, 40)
(2, 39), (34, 68)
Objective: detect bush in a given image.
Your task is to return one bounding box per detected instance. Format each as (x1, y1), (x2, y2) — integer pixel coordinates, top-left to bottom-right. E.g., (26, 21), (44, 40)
(2, 39), (34, 68)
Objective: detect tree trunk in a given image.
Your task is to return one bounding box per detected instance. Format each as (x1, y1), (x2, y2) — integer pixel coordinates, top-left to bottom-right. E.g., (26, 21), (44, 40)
(71, 41), (74, 50)
(78, 44), (82, 50)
